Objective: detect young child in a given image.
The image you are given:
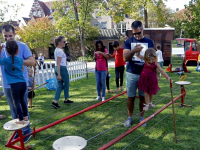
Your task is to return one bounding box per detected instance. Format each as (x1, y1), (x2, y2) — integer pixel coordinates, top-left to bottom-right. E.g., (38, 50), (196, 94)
(0, 40), (29, 124)
(27, 67), (36, 107)
(155, 44), (164, 77)
(137, 48), (171, 111)
(109, 41), (126, 92)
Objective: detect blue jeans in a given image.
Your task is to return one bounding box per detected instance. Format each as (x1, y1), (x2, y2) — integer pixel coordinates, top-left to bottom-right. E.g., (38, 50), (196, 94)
(10, 82), (28, 121)
(95, 70), (107, 97)
(54, 66), (70, 100)
(4, 88), (32, 134)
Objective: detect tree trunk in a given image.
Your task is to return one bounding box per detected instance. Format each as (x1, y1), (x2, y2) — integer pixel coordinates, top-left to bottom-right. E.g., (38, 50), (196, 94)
(78, 27), (86, 57)
(72, 0), (86, 57)
(144, 8), (148, 28)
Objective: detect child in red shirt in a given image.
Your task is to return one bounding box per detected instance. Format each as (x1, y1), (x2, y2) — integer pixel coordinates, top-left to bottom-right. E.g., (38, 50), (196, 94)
(109, 41), (126, 92)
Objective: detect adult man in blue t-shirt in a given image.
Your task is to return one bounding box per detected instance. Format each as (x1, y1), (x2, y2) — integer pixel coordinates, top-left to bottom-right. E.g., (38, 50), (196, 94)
(123, 21), (154, 127)
(1, 24), (35, 143)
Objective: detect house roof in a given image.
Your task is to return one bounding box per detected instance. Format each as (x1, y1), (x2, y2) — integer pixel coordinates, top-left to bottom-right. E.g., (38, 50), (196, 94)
(22, 17), (31, 22)
(97, 29), (122, 40)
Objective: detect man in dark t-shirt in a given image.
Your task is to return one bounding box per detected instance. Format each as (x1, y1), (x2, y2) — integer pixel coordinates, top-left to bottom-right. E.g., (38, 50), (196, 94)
(123, 20), (154, 127)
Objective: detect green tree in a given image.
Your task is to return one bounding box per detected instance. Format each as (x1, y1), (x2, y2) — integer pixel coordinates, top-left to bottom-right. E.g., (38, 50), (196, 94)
(52, 0), (100, 57)
(0, 0), (23, 42)
(15, 17), (56, 55)
(178, 0), (200, 42)
(99, 0), (166, 27)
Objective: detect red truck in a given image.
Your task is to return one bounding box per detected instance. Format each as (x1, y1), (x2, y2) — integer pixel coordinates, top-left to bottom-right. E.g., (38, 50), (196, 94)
(176, 38), (199, 65)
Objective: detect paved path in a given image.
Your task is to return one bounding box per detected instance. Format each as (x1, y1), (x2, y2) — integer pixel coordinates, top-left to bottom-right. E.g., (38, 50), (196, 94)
(86, 60), (115, 73)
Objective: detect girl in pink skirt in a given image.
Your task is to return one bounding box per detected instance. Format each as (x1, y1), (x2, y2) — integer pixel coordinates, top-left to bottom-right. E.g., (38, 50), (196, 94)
(137, 48), (171, 111)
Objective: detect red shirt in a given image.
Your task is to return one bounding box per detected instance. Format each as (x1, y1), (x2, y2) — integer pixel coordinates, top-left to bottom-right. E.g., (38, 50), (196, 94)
(112, 47), (126, 67)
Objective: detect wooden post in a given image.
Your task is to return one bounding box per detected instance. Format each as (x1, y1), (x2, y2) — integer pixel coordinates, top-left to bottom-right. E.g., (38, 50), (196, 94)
(170, 79), (177, 143)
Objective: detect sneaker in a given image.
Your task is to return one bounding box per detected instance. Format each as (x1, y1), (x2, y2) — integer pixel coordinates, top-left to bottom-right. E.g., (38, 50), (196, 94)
(124, 117), (133, 127)
(64, 100), (74, 104)
(139, 116), (146, 127)
(102, 97), (105, 101)
(24, 135), (32, 143)
(95, 96), (101, 100)
(52, 102), (60, 109)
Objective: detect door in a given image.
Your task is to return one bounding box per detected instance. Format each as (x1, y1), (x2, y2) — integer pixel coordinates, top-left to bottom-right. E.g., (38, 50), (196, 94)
(191, 41), (199, 61)
(108, 42), (114, 55)
(184, 41), (191, 63)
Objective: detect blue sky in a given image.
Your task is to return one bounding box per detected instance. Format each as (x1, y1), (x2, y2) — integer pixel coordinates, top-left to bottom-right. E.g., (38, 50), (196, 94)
(3, 0), (191, 21)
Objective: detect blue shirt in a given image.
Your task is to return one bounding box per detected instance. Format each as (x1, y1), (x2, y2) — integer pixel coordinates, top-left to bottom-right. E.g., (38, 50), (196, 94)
(124, 36), (154, 75)
(1, 41), (32, 88)
(0, 56), (26, 84)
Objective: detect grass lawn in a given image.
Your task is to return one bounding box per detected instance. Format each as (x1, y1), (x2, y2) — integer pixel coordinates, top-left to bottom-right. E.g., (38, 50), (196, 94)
(0, 66), (199, 150)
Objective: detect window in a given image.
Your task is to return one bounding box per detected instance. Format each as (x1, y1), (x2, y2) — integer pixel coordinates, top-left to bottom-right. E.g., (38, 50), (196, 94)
(49, 7), (53, 13)
(116, 23), (126, 34)
(33, 11), (36, 16)
(192, 42), (197, 51)
(185, 42), (190, 51)
(95, 11), (100, 19)
(65, 7), (70, 14)
(93, 23), (99, 28)
(101, 22), (107, 29)
(37, 10), (41, 17)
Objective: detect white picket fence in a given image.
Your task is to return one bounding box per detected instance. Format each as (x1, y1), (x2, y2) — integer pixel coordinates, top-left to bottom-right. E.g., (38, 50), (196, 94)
(34, 58), (87, 88)
(0, 58), (87, 89)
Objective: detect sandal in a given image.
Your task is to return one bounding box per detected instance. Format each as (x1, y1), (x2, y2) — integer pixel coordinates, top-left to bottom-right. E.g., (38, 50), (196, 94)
(107, 90), (114, 93)
(115, 88), (119, 93)
(24, 116), (29, 121)
(143, 104), (149, 111)
(0, 115), (6, 120)
(149, 102), (155, 108)
(15, 120), (25, 125)
(120, 87), (124, 91)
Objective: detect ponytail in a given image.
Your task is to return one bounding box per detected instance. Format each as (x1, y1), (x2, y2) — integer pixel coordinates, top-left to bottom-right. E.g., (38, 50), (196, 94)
(11, 52), (15, 71)
(54, 36), (65, 47)
(6, 40), (18, 71)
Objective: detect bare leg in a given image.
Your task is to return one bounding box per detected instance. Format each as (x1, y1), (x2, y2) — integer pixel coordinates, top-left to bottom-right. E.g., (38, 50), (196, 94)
(139, 95), (145, 117)
(149, 95), (155, 108)
(28, 98), (31, 107)
(127, 97), (135, 117)
(144, 93), (150, 111)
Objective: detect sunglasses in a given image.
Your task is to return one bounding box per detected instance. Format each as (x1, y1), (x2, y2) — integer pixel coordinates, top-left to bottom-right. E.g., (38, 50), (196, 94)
(133, 31), (141, 36)
(63, 41), (66, 43)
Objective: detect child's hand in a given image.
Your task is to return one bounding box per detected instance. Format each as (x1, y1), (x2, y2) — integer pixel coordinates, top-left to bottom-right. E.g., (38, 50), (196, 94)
(168, 78), (173, 83)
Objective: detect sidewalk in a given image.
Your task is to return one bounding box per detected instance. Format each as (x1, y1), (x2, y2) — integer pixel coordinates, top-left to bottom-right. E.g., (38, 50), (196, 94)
(86, 60), (115, 73)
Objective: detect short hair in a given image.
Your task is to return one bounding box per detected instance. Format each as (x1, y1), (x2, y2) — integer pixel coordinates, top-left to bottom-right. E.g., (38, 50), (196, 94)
(54, 36), (65, 47)
(156, 44), (161, 50)
(27, 67), (33, 73)
(113, 41), (119, 48)
(131, 20), (143, 30)
(2, 24), (15, 34)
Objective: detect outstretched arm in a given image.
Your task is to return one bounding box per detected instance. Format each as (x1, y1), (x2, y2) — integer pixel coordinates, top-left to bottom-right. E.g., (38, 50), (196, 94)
(157, 63), (170, 81)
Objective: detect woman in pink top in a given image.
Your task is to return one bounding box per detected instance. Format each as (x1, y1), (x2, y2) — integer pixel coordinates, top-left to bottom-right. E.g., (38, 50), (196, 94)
(94, 40), (109, 101)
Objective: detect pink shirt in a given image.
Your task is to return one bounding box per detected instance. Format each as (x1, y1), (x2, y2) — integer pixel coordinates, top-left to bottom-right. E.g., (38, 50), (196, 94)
(95, 49), (108, 71)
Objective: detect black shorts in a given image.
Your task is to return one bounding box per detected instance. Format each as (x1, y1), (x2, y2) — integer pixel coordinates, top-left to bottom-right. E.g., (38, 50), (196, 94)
(28, 90), (35, 99)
